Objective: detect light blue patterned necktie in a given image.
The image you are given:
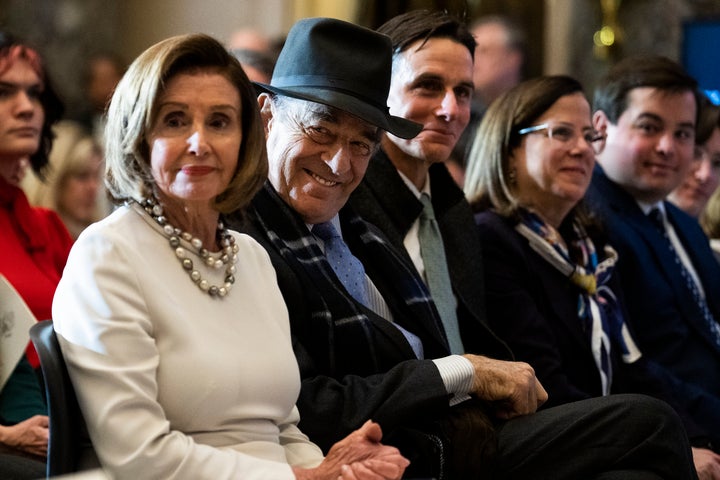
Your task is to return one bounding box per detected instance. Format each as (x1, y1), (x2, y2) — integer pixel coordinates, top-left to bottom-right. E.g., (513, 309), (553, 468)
(314, 221), (369, 307)
(648, 207), (720, 349)
(418, 194), (464, 354)
(313, 221), (424, 358)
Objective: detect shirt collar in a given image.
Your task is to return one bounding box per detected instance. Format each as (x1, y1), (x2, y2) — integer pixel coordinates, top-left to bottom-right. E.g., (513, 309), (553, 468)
(309, 215), (342, 235)
(636, 199), (665, 217)
(397, 168), (431, 200)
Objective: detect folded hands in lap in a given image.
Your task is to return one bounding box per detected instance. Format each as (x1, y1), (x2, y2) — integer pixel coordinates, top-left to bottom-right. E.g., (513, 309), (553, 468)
(293, 420), (408, 480)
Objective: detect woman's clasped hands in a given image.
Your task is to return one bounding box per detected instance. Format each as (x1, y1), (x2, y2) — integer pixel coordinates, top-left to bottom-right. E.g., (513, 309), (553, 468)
(293, 421), (409, 480)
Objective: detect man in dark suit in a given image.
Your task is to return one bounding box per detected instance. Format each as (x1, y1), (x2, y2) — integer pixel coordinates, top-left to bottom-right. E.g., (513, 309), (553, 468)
(586, 55), (720, 465)
(349, 11), (487, 357)
(230, 15), (697, 480)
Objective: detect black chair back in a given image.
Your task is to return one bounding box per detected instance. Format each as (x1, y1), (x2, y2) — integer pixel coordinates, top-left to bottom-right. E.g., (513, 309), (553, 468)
(29, 320), (94, 477)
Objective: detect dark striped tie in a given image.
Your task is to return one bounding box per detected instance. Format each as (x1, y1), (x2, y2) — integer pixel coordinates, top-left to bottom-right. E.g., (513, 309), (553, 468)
(648, 207), (720, 349)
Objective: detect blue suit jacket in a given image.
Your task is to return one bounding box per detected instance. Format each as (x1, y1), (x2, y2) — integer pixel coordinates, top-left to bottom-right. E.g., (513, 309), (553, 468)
(586, 165), (720, 447)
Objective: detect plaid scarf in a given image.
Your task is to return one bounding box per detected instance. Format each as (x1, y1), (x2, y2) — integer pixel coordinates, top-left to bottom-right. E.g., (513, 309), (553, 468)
(515, 209), (641, 395)
(249, 183), (449, 375)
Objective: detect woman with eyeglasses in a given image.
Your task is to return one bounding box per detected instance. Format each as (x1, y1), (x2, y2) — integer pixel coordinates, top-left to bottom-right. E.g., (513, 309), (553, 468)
(463, 75), (716, 476)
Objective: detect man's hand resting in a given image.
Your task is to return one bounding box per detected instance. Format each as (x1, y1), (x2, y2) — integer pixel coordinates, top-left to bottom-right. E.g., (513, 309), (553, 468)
(463, 354), (548, 419)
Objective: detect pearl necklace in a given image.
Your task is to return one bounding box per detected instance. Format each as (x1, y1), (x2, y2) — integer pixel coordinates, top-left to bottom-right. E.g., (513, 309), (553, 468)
(140, 197), (239, 298)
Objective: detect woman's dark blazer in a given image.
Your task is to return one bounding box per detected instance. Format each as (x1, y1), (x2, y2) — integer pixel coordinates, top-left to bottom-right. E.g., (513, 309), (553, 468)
(473, 209), (711, 443)
(474, 209), (691, 408)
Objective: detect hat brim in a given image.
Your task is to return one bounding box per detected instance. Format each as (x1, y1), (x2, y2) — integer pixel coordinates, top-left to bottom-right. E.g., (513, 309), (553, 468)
(254, 83), (422, 139)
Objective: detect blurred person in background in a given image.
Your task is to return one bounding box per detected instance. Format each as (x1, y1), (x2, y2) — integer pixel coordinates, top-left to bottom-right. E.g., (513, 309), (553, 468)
(227, 27), (273, 52)
(470, 15), (526, 111)
(23, 120), (108, 239)
(0, 31), (69, 478)
(227, 27), (278, 84)
(669, 94), (720, 218)
(701, 187), (720, 263)
(230, 48), (276, 84)
(72, 51), (126, 146)
(449, 14), (527, 187)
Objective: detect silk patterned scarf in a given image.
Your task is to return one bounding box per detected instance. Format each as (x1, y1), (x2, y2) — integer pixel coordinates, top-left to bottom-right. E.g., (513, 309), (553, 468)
(515, 209), (642, 395)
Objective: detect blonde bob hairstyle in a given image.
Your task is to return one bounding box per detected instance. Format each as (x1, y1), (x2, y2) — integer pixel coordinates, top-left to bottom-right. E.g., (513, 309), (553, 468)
(464, 75), (585, 217)
(702, 187), (720, 240)
(22, 120), (109, 238)
(104, 33), (267, 214)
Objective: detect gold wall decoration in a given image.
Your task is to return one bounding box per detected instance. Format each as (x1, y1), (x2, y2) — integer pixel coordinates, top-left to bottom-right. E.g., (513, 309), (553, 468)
(291, 0), (358, 23)
(593, 0), (623, 60)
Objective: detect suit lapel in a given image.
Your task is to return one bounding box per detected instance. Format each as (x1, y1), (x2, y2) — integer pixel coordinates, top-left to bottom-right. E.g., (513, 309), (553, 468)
(341, 209), (450, 358)
(594, 170), (689, 300)
(625, 205), (720, 353)
(664, 204), (720, 354)
(666, 202), (720, 319)
(594, 170), (720, 355)
(622, 203), (694, 303)
(358, 150), (422, 248)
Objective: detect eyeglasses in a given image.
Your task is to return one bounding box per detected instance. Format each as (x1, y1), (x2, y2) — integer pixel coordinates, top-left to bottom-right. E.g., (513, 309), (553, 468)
(518, 123), (606, 154)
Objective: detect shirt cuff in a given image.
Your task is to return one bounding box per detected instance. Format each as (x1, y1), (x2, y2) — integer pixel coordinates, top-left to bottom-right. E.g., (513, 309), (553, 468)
(432, 355), (474, 406)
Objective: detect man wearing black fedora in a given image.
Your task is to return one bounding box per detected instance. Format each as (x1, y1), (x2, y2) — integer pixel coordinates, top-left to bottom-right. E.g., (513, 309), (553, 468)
(228, 15), (696, 480)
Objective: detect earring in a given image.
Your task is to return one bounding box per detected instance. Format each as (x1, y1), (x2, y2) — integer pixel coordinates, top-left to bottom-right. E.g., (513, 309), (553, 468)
(508, 167), (517, 186)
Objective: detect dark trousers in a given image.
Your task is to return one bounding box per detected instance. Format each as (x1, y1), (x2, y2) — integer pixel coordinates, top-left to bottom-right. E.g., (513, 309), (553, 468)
(0, 453), (46, 480)
(495, 394), (696, 480)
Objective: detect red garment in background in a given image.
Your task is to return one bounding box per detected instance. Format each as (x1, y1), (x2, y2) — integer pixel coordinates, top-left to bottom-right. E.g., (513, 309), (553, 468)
(0, 177), (73, 367)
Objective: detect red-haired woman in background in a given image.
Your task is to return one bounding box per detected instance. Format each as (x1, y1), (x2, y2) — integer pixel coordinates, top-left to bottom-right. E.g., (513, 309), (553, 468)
(0, 31), (69, 478)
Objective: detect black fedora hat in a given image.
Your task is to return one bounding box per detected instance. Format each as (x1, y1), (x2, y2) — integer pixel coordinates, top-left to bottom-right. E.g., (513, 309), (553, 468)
(255, 17), (422, 139)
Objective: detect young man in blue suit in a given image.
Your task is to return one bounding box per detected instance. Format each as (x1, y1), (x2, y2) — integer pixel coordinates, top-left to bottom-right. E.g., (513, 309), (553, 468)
(587, 55), (720, 469)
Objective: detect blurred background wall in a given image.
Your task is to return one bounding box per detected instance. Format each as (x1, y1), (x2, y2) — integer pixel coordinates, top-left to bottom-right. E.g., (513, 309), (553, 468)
(1, 0), (719, 118)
